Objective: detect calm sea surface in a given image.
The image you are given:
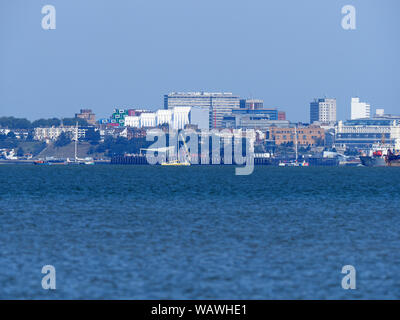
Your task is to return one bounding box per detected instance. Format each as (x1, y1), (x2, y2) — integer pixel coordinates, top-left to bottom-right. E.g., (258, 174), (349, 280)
(1, 165), (400, 299)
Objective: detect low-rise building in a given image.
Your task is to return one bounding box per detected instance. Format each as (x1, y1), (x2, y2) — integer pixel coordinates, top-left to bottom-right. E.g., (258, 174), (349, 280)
(123, 107), (207, 130)
(222, 110), (290, 130)
(140, 112), (157, 128)
(335, 118), (400, 149)
(34, 126), (91, 142)
(269, 125), (325, 146)
(124, 116), (140, 128)
(75, 109), (96, 125)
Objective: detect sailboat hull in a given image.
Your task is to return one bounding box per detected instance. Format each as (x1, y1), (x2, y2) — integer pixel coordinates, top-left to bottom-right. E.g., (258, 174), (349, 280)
(161, 162), (190, 166)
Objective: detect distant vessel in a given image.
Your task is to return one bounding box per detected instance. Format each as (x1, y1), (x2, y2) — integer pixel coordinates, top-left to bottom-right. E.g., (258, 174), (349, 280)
(34, 159), (66, 165)
(278, 126), (309, 167)
(161, 132), (191, 166)
(161, 159), (190, 166)
(359, 138), (394, 167)
(386, 149), (400, 167)
(360, 150), (387, 167)
(67, 122), (95, 165)
(360, 145), (400, 167)
(34, 123), (94, 166)
(278, 160), (309, 167)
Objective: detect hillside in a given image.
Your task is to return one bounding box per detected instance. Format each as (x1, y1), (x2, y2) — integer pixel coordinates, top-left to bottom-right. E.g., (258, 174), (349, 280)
(36, 142), (106, 159)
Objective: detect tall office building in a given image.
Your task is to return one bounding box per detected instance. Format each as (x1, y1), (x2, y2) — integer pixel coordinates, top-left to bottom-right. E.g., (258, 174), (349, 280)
(310, 98), (337, 124)
(351, 97), (371, 119)
(164, 92), (240, 129)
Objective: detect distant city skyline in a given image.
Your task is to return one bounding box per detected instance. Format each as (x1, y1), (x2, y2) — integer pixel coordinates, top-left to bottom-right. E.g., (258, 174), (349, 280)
(1, 0), (399, 121)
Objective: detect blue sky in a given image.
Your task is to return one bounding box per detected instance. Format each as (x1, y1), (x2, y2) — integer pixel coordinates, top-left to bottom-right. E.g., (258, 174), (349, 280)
(0, 0), (399, 122)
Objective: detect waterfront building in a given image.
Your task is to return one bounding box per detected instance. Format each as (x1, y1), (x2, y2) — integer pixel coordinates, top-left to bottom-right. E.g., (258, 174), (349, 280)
(164, 92), (240, 129)
(335, 118), (400, 149)
(268, 125), (325, 146)
(351, 97), (371, 120)
(310, 98), (337, 124)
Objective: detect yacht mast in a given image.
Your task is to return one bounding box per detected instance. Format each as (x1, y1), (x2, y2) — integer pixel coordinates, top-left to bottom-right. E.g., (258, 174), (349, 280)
(75, 122), (78, 162)
(295, 125), (298, 163)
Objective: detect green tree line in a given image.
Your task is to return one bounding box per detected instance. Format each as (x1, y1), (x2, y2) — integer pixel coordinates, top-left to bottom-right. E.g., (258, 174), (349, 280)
(0, 116), (89, 129)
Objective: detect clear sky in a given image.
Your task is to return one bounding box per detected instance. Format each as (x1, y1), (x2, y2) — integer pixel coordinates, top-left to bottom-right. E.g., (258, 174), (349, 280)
(0, 0), (399, 122)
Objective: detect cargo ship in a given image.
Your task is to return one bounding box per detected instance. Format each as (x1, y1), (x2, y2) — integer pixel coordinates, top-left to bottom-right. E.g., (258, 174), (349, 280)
(360, 148), (400, 167)
(359, 140), (393, 167)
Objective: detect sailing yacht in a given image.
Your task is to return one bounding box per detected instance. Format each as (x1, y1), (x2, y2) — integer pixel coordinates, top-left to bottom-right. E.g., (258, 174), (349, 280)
(279, 126), (309, 167)
(161, 133), (191, 166)
(67, 122), (95, 165)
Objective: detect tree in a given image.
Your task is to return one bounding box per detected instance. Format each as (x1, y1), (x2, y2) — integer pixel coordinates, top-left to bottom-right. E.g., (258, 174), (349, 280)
(32, 142), (47, 155)
(26, 131), (35, 141)
(7, 131), (16, 139)
(62, 118), (88, 127)
(93, 136), (152, 157)
(84, 128), (101, 145)
(0, 117), (31, 129)
(17, 147), (25, 157)
(32, 118), (61, 128)
(54, 132), (71, 147)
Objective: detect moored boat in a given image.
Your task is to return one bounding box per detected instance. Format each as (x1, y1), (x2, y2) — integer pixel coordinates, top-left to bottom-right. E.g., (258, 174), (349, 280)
(34, 159), (66, 165)
(360, 155), (387, 167)
(386, 150), (400, 167)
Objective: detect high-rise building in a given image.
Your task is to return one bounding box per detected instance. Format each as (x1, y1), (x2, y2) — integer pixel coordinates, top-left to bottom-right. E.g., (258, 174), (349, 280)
(310, 98), (337, 124)
(164, 92), (240, 129)
(351, 97), (371, 119)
